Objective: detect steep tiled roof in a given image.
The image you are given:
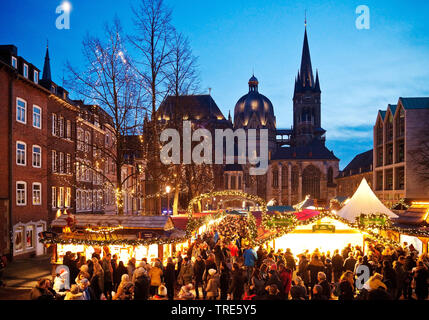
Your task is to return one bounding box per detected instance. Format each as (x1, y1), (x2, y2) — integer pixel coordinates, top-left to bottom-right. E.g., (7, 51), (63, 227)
(399, 97), (429, 110)
(272, 140), (338, 161)
(340, 149), (373, 177)
(51, 214), (174, 230)
(158, 95), (226, 121)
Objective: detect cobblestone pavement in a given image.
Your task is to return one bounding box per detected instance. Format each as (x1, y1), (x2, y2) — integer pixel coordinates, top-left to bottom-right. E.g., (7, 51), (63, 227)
(0, 255), (52, 300)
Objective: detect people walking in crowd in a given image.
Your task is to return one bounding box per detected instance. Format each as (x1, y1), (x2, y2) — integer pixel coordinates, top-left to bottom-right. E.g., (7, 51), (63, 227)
(50, 237), (429, 301)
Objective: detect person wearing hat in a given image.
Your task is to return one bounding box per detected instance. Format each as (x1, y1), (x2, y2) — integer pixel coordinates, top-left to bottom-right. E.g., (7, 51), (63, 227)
(178, 283), (195, 300)
(64, 284), (84, 300)
(78, 278), (95, 300)
(152, 284), (168, 300)
(205, 269), (220, 300)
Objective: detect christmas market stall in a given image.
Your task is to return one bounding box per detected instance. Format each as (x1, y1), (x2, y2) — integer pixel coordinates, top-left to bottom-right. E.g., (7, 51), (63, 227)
(39, 214), (187, 267)
(392, 201), (429, 254)
(257, 178), (400, 255)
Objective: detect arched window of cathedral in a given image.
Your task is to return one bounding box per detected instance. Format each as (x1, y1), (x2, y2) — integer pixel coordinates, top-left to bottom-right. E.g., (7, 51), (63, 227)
(272, 168), (279, 188)
(281, 166), (288, 188)
(291, 166), (299, 193)
(327, 167), (334, 185)
(302, 165), (321, 199)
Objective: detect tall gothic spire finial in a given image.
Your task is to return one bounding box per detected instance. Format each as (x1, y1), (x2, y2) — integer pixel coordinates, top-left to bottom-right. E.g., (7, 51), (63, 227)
(42, 40), (52, 81)
(305, 9), (307, 28)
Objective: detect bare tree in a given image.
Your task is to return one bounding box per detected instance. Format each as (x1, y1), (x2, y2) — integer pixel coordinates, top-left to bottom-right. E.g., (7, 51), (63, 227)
(129, 0), (175, 214)
(66, 18), (147, 215)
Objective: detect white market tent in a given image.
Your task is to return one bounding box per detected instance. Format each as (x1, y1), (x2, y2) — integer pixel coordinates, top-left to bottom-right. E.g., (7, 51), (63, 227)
(336, 178), (398, 223)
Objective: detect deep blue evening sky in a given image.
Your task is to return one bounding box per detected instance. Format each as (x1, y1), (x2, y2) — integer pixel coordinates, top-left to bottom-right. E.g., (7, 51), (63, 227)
(1, 0), (429, 168)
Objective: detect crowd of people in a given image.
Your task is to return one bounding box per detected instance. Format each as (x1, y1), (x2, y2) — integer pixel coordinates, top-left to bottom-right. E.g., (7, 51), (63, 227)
(29, 230), (429, 301)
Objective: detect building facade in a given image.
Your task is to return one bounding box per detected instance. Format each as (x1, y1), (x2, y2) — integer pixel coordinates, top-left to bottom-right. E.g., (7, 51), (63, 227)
(0, 45), (49, 258)
(336, 149), (373, 198)
(373, 97), (429, 207)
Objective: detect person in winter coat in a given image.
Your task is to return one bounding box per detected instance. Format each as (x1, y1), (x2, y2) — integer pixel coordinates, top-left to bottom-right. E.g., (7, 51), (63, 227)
(75, 265), (91, 285)
(90, 258), (104, 300)
(278, 264), (292, 298)
(229, 242), (239, 264)
(178, 257), (193, 286)
(250, 268), (266, 297)
(290, 276), (308, 300)
(214, 241), (225, 270)
(307, 254), (325, 293)
(78, 278), (95, 300)
(331, 250), (344, 283)
(127, 258), (136, 279)
(193, 255), (206, 299)
(148, 261), (163, 296)
(412, 261), (429, 300)
(312, 284), (328, 300)
(114, 261), (128, 291)
(343, 252), (357, 272)
(30, 278), (56, 300)
(219, 262), (231, 300)
(317, 272), (331, 300)
(243, 245), (258, 281)
(297, 254), (310, 286)
(393, 256), (407, 299)
(101, 254), (114, 299)
(205, 269), (220, 300)
(338, 271), (354, 300)
(382, 260), (397, 297)
(228, 264), (245, 300)
(178, 283), (195, 300)
(164, 257), (176, 300)
(266, 268), (284, 296)
(284, 249), (296, 272)
(64, 284), (83, 300)
(133, 270), (150, 300)
(113, 274), (134, 300)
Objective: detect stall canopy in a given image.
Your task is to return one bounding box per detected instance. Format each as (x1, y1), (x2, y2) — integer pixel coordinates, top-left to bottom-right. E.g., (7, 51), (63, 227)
(336, 178), (398, 222)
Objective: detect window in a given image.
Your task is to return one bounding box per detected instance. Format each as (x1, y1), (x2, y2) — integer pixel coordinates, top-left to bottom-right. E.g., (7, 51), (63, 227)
(302, 165), (321, 199)
(16, 98), (26, 124)
(33, 105), (41, 129)
(23, 63), (28, 78)
(65, 187), (71, 208)
(59, 187), (64, 208)
(26, 225), (35, 248)
(11, 56), (17, 69)
(272, 169), (278, 188)
(66, 154), (71, 174)
(76, 190), (81, 211)
(17, 141), (26, 165)
(52, 150), (57, 172)
(14, 227), (24, 252)
(59, 116), (64, 137)
(16, 181), (26, 206)
(32, 145), (41, 168)
(66, 120), (71, 139)
(32, 183), (41, 205)
(59, 152), (64, 173)
(52, 113), (57, 136)
(85, 131), (91, 152)
(86, 191), (91, 210)
(52, 187), (57, 208)
(77, 128), (83, 150)
(34, 70), (39, 84)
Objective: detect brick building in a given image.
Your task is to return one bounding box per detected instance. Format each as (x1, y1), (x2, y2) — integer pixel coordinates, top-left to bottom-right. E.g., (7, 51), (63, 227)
(38, 46), (79, 223)
(0, 45), (49, 258)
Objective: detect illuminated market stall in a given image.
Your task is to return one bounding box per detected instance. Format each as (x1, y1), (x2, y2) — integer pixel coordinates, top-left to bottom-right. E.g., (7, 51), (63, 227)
(256, 178), (401, 255)
(40, 214), (187, 266)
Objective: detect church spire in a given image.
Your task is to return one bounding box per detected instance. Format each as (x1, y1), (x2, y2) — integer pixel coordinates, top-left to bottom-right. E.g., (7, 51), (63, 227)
(42, 41), (52, 81)
(300, 27), (314, 88)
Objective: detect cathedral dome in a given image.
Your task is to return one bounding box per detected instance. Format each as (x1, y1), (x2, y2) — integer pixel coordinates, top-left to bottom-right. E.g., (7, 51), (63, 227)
(233, 75), (276, 130)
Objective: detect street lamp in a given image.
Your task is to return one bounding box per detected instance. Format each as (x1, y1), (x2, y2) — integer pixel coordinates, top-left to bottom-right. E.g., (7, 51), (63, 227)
(166, 186), (171, 215)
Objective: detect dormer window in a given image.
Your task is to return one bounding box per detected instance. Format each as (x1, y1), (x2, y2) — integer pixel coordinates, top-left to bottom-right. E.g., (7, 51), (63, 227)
(51, 85), (56, 94)
(23, 64), (28, 78)
(34, 70), (39, 84)
(11, 56), (17, 69)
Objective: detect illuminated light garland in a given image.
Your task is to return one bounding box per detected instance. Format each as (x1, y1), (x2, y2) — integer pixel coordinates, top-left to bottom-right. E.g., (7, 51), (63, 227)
(390, 198), (410, 210)
(256, 211), (401, 248)
(85, 225), (124, 233)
